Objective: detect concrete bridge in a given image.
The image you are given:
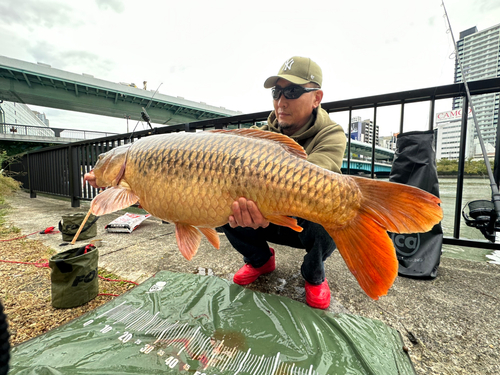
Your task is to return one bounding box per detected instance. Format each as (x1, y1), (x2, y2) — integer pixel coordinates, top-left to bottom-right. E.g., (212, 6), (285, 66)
(347, 139), (394, 162)
(341, 159), (393, 175)
(0, 55), (241, 125)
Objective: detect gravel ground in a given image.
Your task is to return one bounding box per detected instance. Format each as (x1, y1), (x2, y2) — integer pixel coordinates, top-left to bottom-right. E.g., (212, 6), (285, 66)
(2, 191), (500, 374)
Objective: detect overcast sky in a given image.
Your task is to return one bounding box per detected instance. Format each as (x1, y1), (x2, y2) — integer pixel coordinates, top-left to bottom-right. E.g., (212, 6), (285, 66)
(1, 0), (500, 136)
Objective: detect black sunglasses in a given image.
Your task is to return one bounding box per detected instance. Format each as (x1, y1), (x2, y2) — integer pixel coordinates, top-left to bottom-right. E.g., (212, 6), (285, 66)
(272, 85), (320, 100)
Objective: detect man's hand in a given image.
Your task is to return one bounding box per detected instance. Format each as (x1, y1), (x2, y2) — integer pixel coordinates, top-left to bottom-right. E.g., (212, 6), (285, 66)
(228, 197), (269, 229)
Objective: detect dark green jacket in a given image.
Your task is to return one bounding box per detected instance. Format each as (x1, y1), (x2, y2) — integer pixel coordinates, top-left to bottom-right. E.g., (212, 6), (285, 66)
(255, 105), (347, 173)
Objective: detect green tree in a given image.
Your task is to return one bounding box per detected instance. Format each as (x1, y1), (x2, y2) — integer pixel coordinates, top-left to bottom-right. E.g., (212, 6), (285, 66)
(437, 158), (493, 176)
(436, 158), (458, 174)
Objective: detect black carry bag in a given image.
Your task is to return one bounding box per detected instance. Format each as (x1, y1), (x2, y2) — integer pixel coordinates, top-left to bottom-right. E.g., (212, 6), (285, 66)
(389, 130), (443, 278)
(59, 213), (98, 242)
(49, 245), (99, 308)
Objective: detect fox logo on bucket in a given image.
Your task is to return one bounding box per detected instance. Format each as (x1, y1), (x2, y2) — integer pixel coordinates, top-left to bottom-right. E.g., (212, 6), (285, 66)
(391, 233), (421, 257)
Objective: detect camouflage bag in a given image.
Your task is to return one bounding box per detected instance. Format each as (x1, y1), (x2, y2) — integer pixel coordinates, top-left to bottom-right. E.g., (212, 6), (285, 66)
(59, 213), (98, 242)
(49, 245), (99, 308)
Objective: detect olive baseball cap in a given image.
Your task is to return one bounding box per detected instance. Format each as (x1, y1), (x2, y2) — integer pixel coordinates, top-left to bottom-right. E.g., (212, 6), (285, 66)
(264, 56), (322, 88)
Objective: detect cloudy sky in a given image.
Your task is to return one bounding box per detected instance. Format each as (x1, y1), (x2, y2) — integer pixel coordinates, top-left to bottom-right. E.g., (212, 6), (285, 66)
(1, 0), (500, 135)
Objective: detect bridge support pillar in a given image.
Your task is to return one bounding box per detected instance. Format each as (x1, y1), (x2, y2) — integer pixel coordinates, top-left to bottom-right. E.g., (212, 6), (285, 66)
(51, 128), (62, 137)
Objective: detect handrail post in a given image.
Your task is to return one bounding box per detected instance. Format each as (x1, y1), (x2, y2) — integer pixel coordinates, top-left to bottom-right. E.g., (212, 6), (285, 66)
(371, 105), (377, 179)
(27, 153), (36, 198)
(346, 108), (352, 175)
(453, 96), (469, 239)
(399, 101), (405, 134)
(68, 145), (80, 208)
(494, 113), (500, 189)
(428, 97), (435, 131)
(185, 123), (195, 132)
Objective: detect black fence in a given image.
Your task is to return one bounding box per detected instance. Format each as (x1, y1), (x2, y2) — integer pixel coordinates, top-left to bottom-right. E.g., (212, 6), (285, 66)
(7, 77), (500, 251)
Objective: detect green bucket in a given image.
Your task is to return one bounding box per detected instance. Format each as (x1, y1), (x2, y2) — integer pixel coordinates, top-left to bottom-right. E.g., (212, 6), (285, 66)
(49, 245), (99, 308)
(59, 213), (98, 242)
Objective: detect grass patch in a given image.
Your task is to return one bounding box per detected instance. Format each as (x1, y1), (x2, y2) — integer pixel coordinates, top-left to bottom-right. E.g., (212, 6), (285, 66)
(0, 174), (21, 198)
(0, 172), (22, 236)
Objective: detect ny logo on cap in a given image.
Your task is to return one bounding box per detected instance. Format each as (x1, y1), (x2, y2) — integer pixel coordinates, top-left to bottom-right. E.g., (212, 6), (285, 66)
(282, 58), (294, 71)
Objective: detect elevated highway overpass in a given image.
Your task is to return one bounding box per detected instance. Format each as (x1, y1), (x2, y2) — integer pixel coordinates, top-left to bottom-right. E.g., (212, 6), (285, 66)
(0, 55), (241, 125)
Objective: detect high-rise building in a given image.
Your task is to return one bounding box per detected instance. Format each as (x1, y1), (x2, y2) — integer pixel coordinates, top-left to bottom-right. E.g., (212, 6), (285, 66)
(379, 134), (398, 151)
(0, 101), (53, 137)
(350, 116), (379, 146)
(435, 108), (474, 159)
(33, 111), (50, 126)
(452, 24), (500, 158)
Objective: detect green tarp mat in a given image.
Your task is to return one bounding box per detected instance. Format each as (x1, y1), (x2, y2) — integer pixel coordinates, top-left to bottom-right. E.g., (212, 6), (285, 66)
(9, 271), (415, 374)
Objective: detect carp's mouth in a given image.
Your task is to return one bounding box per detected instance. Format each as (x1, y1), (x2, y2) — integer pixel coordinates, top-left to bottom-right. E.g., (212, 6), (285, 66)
(84, 170), (100, 189)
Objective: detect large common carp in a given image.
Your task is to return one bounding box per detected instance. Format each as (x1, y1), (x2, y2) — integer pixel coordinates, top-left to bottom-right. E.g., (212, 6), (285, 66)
(84, 129), (442, 299)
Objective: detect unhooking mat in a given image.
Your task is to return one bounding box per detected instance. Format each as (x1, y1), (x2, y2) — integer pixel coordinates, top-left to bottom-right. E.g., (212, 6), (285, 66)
(9, 271), (415, 375)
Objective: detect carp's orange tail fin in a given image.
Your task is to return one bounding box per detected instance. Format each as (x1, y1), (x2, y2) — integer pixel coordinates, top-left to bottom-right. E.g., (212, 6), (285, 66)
(327, 211), (399, 300)
(327, 178), (443, 300)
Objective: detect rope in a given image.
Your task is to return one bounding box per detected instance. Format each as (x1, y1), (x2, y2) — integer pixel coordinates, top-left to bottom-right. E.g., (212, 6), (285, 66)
(0, 259), (49, 268)
(0, 230), (40, 242)
(98, 275), (139, 285)
(0, 227), (59, 242)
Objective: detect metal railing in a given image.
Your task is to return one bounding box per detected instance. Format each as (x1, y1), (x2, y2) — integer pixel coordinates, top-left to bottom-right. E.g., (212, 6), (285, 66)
(50, 127), (118, 140)
(1, 123), (55, 137)
(0, 123), (118, 140)
(6, 77), (500, 251)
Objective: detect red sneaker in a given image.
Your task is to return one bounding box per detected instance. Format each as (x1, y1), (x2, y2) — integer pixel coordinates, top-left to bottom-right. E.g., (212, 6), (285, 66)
(305, 279), (331, 309)
(233, 248), (275, 285)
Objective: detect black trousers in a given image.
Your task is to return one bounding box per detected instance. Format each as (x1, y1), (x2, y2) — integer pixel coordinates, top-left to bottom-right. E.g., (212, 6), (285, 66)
(222, 218), (336, 285)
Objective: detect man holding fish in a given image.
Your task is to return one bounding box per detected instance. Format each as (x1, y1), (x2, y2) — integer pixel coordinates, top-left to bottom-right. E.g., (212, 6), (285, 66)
(84, 57), (441, 309)
(223, 56), (347, 309)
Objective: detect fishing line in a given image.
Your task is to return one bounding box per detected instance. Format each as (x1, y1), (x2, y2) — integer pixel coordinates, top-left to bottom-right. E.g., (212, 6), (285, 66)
(372, 301), (460, 375)
(99, 231), (175, 257)
(441, 0), (500, 241)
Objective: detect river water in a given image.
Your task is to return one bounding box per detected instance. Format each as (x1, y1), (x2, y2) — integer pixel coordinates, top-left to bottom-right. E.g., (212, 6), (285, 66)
(423, 177), (498, 263)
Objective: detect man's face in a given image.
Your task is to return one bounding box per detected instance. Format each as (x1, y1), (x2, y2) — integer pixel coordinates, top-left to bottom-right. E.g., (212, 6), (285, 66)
(273, 78), (323, 136)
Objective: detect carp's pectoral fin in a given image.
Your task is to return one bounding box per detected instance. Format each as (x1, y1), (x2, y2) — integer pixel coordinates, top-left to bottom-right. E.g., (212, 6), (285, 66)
(91, 187), (139, 216)
(175, 223), (202, 261)
(198, 227), (220, 249)
(326, 212), (398, 301)
(266, 215), (303, 232)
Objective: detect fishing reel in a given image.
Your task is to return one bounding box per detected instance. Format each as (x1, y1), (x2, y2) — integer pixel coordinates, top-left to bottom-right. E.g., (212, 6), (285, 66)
(462, 200), (500, 243)
(141, 107), (153, 129)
